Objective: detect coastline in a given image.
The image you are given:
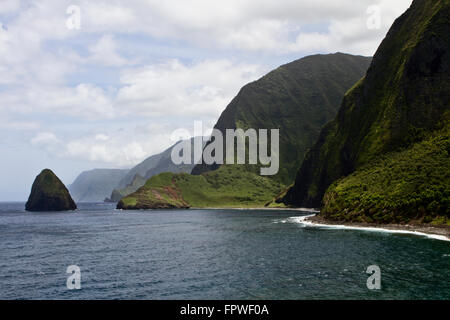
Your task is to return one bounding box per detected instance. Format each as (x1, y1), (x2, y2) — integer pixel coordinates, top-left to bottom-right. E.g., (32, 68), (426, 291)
(295, 214), (450, 242)
(190, 207), (320, 212)
(115, 205), (449, 242)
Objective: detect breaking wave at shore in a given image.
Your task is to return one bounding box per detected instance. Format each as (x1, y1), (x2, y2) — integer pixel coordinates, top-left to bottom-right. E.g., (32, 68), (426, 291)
(280, 215), (450, 242)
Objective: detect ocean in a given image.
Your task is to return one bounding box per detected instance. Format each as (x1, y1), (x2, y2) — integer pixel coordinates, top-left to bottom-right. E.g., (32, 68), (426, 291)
(0, 202), (448, 299)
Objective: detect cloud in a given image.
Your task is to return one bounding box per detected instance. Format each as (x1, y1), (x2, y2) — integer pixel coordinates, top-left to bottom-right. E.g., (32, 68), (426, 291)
(30, 125), (177, 167)
(31, 132), (60, 145)
(0, 58), (263, 121)
(0, 121), (40, 131)
(3, 0), (414, 172)
(72, 0), (413, 55)
(0, 83), (114, 120)
(28, 119), (217, 167)
(0, 0), (414, 61)
(115, 59), (266, 118)
(0, 0), (413, 122)
(285, 0), (413, 55)
(88, 34), (130, 67)
(30, 132), (61, 153)
(0, 0), (20, 14)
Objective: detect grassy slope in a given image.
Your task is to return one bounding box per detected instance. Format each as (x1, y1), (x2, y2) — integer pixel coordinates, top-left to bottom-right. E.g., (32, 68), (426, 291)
(281, 0), (450, 226)
(118, 166), (285, 209)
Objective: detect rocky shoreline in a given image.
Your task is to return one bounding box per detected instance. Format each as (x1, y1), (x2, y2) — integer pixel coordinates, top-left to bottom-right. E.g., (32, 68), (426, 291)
(305, 215), (450, 240)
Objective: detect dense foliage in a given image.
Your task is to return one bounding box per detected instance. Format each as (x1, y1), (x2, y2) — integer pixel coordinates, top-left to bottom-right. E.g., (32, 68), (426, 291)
(282, 0), (450, 226)
(322, 124), (450, 225)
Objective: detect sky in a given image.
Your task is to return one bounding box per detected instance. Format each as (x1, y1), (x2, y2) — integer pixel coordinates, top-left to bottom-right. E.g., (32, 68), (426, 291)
(0, 0), (413, 201)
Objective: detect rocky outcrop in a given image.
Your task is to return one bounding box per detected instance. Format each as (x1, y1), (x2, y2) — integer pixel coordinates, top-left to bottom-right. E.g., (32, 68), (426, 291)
(26, 169), (77, 212)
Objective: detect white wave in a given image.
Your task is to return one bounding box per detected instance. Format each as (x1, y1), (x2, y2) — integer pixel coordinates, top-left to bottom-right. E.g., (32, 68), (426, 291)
(287, 215), (450, 242)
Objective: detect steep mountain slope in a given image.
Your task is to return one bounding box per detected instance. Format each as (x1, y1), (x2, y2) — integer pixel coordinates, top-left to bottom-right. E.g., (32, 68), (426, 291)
(69, 169), (128, 202)
(192, 53), (372, 184)
(26, 169), (77, 211)
(109, 137), (204, 201)
(282, 0), (449, 224)
(322, 127), (449, 224)
(119, 54), (373, 209)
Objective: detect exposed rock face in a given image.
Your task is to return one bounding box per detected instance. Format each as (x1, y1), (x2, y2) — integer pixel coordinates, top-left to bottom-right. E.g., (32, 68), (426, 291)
(26, 169), (77, 212)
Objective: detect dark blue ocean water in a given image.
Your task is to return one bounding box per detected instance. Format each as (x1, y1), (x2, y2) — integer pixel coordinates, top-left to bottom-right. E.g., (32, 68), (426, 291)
(0, 202), (448, 300)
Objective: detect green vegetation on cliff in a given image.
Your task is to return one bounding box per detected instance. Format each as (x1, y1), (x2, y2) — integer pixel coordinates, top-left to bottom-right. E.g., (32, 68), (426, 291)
(281, 0), (450, 225)
(192, 53), (371, 184)
(26, 169), (77, 212)
(118, 53), (372, 209)
(117, 166), (284, 209)
(322, 124), (450, 225)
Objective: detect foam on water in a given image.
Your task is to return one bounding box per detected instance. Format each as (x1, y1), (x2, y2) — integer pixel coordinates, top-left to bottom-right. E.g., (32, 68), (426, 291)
(286, 215), (450, 242)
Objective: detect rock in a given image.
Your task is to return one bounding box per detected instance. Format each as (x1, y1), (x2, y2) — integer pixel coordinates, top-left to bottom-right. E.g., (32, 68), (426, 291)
(25, 169), (77, 212)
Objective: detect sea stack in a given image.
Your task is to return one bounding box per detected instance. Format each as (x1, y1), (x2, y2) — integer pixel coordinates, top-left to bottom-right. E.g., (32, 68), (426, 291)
(25, 169), (77, 212)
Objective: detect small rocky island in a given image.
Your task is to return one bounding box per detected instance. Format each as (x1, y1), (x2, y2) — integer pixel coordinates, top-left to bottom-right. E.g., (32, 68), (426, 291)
(25, 169), (77, 212)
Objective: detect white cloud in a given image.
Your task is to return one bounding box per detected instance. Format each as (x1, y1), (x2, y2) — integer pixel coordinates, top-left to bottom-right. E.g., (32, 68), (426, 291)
(115, 59), (266, 118)
(30, 124), (181, 167)
(28, 119), (218, 167)
(0, 121), (40, 131)
(0, 0), (414, 62)
(3, 0), (415, 172)
(0, 0), (414, 121)
(72, 0), (413, 54)
(0, 83), (114, 119)
(30, 132), (61, 154)
(0, 0), (21, 14)
(286, 0), (413, 55)
(31, 132), (60, 145)
(88, 34), (129, 67)
(0, 59), (263, 120)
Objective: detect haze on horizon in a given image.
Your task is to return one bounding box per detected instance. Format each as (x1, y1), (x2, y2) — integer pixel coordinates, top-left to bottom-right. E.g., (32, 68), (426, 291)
(0, 0), (412, 201)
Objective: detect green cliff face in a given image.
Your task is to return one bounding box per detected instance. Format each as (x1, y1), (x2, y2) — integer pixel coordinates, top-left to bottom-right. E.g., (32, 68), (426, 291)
(118, 53), (372, 209)
(282, 0), (450, 224)
(192, 53), (372, 185)
(322, 126), (449, 225)
(26, 169), (77, 212)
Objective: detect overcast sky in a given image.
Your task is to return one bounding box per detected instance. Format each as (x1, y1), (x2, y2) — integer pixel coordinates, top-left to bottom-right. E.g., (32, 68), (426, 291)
(0, 0), (412, 200)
